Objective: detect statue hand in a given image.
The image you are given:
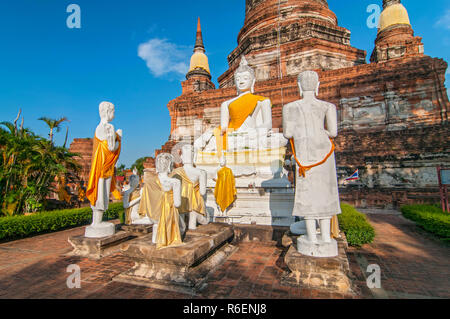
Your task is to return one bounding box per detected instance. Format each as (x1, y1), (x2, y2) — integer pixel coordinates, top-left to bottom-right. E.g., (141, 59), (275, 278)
(116, 129), (123, 138)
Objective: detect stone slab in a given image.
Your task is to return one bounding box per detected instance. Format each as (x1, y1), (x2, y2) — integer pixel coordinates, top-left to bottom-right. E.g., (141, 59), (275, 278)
(67, 230), (136, 260)
(281, 234), (355, 294)
(120, 224), (153, 237)
(113, 223), (236, 294)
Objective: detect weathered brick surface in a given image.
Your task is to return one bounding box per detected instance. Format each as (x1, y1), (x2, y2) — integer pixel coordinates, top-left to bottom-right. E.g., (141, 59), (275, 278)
(0, 212), (449, 299)
(69, 138), (93, 184)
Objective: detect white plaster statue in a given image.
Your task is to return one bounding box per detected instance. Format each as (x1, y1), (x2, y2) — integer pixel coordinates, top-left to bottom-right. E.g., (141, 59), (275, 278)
(194, 56), (287, 153)
(282, 71), (341, 257)
(85, 101), (122, 238)
(175, 145), (209, 230)
(151, 153), (182, 244)
(122, 170), (152, 225)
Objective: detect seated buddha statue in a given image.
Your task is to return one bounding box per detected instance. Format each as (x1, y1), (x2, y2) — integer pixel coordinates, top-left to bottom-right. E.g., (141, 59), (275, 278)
(194, 57), (288, 155)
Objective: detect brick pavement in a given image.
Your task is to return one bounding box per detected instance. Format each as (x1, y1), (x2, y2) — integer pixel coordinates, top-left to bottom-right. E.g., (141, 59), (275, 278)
(0, 211), (448, 299)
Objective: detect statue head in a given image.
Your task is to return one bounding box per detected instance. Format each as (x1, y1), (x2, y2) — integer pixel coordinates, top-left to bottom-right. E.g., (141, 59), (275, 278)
(234, 56), (256, 95)
(181, 144), (194, 165)
(156, 153), (174, 174)
(99, 101), (115, 122)
(297, 71), (320, 97)
(129, 174), (139, 190)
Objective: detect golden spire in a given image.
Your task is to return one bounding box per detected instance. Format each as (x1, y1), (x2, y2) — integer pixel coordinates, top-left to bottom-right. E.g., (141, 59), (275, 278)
(188, 17), (211, 76)
(379, 0), (411, 32)
(194, 17), (205, 52)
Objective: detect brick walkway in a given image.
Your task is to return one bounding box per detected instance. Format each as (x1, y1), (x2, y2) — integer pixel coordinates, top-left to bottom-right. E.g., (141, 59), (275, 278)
(0, 211), (448, 299)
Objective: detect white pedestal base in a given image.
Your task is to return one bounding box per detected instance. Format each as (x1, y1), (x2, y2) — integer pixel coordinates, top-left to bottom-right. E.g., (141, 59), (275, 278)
(85, 222), (115, 238)
(207, 187), (296, 227)
(297, 236), (338, 258)
(132, 217), (153, 225)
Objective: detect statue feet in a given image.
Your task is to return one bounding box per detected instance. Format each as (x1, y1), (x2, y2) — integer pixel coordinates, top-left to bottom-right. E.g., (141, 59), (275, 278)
(296, 235), (338, 258)
(85, 222), (115, 238)
(188, 211), (209, 230)
(131, 217), (153, 225)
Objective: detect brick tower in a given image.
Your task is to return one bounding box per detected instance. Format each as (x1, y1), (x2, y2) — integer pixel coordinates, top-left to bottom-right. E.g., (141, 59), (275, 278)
(218, 0), (367, 87)
(371, 0), (424, 62)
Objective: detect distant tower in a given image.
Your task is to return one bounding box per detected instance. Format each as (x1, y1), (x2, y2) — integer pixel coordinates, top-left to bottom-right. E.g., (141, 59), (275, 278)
(371, 0), (424, 62)
(182, 18), (215, 94)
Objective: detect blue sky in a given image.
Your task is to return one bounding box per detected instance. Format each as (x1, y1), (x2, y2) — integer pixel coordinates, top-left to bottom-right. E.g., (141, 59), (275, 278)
(0, 0), (449, 167)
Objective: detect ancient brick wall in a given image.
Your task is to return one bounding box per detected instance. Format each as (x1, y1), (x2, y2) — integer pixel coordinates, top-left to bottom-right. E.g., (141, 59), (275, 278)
(69, 138), (93, 184)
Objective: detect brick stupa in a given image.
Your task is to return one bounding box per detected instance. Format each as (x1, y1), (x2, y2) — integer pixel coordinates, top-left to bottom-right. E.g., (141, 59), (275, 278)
(143, 0), (449, 208)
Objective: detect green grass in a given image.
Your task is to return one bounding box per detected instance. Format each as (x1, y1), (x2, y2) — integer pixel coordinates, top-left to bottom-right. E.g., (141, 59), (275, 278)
(0, 202), (123, 242)
(401, 204), (450, 243)
(338, 204), (376, 247)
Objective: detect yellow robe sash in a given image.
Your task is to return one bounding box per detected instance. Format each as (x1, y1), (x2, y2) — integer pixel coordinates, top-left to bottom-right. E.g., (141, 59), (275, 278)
(214, 166), (237, 212)
(86, 135), (122, 206)
(125, 189), (141, 225)
(139, 174), (182, 249)
(215, 93), (268, 153)
(170, 167), (206, 216)
(331, 215), (340, 239)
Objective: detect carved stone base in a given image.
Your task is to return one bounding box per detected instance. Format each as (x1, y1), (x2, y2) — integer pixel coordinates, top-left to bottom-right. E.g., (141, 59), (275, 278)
(120, 224), (153, 237)
(281, 235), (354, 294)
(84, 222), (115, 238)
(67, 231), (135, 260)
(297, 236), (338, 258)
(113, 223), (236, 294)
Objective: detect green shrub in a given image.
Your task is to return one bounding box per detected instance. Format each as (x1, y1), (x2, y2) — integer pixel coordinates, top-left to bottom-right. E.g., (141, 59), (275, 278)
(0, 202), (123, 242)
(401, 204), (450, 242)
(338, 204), (376, 247)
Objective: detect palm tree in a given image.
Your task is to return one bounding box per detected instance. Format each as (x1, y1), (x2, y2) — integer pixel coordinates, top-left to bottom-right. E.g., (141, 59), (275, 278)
(0, 117), (81, 215)
(38, 117), (69, 144)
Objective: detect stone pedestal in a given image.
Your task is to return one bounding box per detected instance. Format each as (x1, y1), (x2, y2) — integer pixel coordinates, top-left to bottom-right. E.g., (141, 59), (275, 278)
(120, 224), (153, 237)
(207, 187), (295, 227)
(113, 223), (236, 294)
(281, 235), (354, 294)
(297, 236), (338, 258)
(84, 222), (115, 238)
(67, 230), (135, 260)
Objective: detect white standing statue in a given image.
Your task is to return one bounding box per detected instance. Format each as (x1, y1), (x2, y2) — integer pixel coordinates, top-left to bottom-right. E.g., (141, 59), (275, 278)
(282, 71), (341, 258)
(85, 101), (122, 238)
(170, 145), (209, 231)
(122, 169), (152, 225)
(139, 154), (182, 248)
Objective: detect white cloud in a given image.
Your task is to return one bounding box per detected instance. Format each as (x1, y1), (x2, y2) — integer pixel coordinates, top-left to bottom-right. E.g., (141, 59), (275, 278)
(435, 10), (450, 29)
(138, 38), (190, 78)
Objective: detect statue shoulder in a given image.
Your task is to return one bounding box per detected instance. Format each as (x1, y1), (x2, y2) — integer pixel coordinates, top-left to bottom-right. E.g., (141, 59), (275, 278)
(258, 97), (271, 107)
(95, 123), (114, 140)
(283, 100), (300, 112)
(322, 101), (337, 111)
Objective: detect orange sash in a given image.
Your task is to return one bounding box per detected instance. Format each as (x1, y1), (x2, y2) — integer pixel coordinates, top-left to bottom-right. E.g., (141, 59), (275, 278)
(290, 138), (335, 178)
(86, 134), (122, 206)
(214, 166), (237, 212)
(215, 93), (268, 153)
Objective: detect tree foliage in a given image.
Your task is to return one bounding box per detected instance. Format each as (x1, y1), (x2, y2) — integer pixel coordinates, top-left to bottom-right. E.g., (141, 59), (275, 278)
(131, 157), (149, 176)
(0, 113), (80, 216)
(38, 117), (69, 143)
